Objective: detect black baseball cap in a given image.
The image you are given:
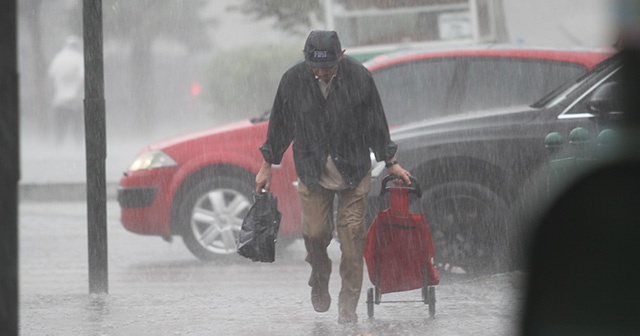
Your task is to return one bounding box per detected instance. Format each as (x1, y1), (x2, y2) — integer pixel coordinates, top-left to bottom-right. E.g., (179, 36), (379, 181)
(303, 30), (342, 68)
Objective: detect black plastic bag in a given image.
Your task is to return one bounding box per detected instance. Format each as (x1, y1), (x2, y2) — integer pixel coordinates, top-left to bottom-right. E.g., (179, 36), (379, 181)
(236, 191), (281, 262)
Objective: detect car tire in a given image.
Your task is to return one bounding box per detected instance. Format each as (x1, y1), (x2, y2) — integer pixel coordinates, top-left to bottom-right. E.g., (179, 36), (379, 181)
(178, 173), (254, 261)
(422, 181), (510, 276)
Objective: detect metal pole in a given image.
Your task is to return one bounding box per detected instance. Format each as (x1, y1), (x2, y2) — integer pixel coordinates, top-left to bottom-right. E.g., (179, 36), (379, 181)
(468, 0), (480, 43)
(324, 0), (334, 30)
(0, 0), (19, 334)
(83, 0), (108, 294)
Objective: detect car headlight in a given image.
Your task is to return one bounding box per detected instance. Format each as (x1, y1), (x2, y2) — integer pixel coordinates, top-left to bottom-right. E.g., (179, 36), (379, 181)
(128, 149), (177, 171)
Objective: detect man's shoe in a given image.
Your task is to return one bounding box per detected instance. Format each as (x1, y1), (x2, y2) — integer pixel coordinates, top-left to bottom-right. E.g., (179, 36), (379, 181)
(311, 286), (330, 312)
(338, 308), (358, 324)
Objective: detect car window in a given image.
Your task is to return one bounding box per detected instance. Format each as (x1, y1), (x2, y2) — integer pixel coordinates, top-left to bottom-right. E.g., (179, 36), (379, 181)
(533, 54), (618, 108)
(459, 58), (587, 112)
(563, 66), (622, 116)
(373, 58), (459, 126)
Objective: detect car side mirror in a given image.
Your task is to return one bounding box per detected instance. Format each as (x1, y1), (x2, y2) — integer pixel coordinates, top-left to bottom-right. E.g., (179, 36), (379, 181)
(587, 82), (623, 124)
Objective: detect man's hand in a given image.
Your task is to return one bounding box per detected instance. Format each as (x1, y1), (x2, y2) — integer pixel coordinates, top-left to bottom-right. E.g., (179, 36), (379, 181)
(387, 163), (411, 186)
(255, 161), (272, 192)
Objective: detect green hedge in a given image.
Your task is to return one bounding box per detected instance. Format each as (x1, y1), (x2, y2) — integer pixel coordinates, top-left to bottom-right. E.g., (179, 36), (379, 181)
(204, 43), (302, 120)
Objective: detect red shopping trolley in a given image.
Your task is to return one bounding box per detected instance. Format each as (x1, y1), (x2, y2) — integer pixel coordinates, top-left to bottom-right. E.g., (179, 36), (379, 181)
(364, 174), (440, 318)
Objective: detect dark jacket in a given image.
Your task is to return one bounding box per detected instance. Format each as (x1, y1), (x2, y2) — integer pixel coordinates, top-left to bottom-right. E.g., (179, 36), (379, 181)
(260, 55), (397, 189)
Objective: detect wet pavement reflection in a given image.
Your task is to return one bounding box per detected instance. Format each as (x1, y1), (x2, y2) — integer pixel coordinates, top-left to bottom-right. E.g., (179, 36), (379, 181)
(19, 201), (522, 335)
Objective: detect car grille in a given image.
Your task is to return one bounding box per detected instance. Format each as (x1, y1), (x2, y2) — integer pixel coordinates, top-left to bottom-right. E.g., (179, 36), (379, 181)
(117, 186), (158, 208)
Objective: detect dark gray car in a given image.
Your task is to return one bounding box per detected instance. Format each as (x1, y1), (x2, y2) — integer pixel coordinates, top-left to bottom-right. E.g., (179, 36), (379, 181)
(369, 53), (622, 276)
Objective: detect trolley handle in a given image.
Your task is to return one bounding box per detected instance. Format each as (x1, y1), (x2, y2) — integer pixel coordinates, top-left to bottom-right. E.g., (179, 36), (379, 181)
(380, 174), (422, 198)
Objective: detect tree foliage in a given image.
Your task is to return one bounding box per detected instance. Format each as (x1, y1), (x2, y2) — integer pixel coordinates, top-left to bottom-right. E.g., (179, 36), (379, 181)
(80, 0), (216, 127)
(18, 0), (48, 129)
(228, 0), (323, 36)
(102, 0), (214, 51)
(64, 0), (214, 50)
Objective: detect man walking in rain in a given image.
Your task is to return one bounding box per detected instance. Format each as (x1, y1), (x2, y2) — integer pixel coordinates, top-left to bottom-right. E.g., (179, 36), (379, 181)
(48, 35), (84, 143)
(255, 30), (411, 324)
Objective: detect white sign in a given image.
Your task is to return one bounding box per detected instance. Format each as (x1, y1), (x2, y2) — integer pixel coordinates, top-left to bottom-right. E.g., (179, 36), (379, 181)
(438, 12), (472, 40)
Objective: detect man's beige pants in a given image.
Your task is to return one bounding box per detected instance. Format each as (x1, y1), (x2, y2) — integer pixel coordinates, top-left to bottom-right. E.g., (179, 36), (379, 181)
(298, 174), (371, 314)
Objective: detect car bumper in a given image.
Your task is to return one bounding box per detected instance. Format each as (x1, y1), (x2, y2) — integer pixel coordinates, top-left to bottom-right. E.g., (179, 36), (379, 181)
(118, 168), (177, 237)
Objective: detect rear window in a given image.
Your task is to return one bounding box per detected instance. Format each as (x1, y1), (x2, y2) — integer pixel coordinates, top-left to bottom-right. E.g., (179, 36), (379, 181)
(372, 55), (588, 126)
(459, 58), (587, 112)
(373, 58), (459, 126)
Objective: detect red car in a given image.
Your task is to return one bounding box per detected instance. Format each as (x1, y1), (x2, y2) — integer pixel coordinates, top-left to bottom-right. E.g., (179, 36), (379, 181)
(118, 46), (611, 261)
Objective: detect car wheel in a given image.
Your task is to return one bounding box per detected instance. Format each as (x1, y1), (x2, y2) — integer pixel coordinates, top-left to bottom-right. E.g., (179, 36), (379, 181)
(179, 174), (253, 261)
(422, 181), (510, 276)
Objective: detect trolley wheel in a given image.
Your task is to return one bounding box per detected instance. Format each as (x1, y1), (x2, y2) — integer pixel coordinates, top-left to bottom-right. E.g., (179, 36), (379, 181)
(427, 286), (436, 317)
(422, 284), (428, 304)
(367, 288), (375, 318)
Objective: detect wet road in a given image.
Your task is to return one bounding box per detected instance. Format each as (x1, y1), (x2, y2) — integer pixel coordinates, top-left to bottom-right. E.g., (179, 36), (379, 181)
(19, 201), (525, 335)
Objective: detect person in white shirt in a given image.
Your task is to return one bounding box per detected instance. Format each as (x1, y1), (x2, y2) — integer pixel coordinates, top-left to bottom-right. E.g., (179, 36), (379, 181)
(48, 35), (84, 143)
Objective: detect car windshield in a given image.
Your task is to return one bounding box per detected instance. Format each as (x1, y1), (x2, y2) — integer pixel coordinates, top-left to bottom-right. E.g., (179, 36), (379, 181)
(531, 53), (621, 109)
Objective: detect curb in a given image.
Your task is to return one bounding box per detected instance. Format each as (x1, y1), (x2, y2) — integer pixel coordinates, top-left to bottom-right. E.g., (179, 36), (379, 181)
(19, 182), (119, 202)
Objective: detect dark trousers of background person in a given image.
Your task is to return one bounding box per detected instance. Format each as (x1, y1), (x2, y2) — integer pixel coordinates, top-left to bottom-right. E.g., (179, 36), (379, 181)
(52, 104), (84, 144)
